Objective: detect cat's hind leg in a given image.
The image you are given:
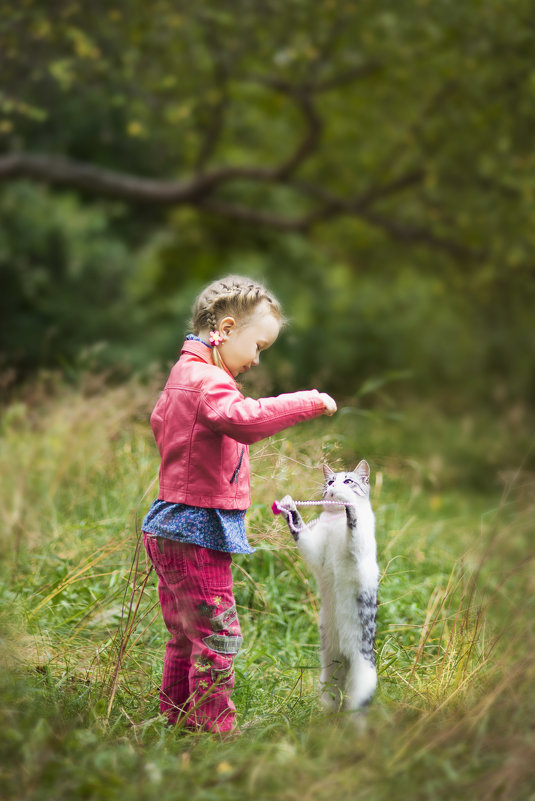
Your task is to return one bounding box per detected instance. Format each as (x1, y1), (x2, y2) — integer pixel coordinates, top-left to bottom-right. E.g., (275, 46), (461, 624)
(320, 652), (348, 712)
(319, 609), (347, 712)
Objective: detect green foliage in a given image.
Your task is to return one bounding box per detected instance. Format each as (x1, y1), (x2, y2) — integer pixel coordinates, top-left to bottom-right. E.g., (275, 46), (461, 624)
(1, 377), (534, 799)
(0, 183), (134, 378)
(1, 0), (535, 400)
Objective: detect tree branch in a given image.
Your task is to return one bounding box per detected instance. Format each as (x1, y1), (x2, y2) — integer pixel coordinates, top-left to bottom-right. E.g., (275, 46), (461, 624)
(256, 61), (383, 96)
(247, 58), (381, 182)
(357, 210), (480, 259)
(0, 152), (476, 257)
(197, 198), (318, 231)
(0, 153), (275, 203)
(199, 195), (479, 261)
(194, 92), (229, 172)
(273, 91), (323, 179)
(293, 169), (426, 210)
(194, 15), (231, 171)
(0, 48), (381, 212)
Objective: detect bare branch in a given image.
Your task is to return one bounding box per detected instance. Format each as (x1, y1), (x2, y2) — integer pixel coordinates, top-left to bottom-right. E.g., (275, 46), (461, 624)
(256, 61), (383, 96)
(247, 58), (382, 180)
(0, 153), (274, 203)
(0, 152), (475, 257)
(194, 16), (231, 171)
(289, 168), (425, 215)
(0, 45), (382, 211)
(313, 62), (384, 92)
(194, 92), (229, 172)
(197, 198), (317, 231)
(273, 91), (323, 179)
(357, 210), (480, 259)
(199, 195), (478, 261)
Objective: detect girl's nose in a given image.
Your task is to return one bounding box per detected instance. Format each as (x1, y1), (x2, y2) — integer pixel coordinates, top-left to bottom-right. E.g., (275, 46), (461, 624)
(252, 354), (260, 367)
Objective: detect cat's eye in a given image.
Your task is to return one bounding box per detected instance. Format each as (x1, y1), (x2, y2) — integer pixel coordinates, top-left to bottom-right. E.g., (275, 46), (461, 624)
(343, 478), (354, 485)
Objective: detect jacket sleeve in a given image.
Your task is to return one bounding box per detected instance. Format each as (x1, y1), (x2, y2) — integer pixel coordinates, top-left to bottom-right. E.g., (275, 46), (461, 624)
(199, 373), (326, 444)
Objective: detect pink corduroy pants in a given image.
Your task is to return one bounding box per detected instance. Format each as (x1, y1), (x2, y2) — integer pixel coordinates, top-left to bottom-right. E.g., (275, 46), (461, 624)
(143, 533), (242, 733)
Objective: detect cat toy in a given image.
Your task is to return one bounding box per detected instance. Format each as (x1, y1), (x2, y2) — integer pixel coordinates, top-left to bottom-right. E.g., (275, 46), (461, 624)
(272, 499), (357, 515)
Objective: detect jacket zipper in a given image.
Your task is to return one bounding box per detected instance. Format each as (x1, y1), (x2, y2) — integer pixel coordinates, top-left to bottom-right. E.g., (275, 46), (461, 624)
(230, 445), (245, 484)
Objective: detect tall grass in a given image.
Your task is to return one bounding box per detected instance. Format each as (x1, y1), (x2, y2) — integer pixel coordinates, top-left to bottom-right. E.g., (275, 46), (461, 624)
(0, 373), (534, 800)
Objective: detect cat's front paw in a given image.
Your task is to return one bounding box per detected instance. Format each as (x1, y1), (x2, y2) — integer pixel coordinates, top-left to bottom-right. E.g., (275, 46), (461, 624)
(274, 495), (303, 540)
(279, 494), (296, 512)
(273, 494), (296, 519)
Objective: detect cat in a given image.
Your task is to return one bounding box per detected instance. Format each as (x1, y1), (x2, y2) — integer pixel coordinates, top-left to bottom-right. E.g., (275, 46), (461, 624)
(276, 461), (379, 716)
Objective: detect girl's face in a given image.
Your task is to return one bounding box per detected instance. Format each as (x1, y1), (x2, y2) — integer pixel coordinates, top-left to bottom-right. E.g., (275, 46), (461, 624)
(218, 301), (281, 377)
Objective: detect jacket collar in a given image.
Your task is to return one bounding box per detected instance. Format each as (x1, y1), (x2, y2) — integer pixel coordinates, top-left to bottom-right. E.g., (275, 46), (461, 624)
(181, 339), (214, 364)
(180, 339), (236, 382)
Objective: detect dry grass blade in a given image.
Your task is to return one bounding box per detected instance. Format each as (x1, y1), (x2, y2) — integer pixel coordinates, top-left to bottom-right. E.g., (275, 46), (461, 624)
(28, 540), (124, 618)
(105, 532), (153, 721)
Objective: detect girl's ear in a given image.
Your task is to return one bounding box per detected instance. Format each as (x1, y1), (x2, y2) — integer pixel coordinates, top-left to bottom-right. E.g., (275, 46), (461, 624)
(323, 464), (335, 481)
(220, 316), (237, 337)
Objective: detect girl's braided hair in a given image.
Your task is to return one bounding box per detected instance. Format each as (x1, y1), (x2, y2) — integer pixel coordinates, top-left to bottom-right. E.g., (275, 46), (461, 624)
(190, 275), (282, 336)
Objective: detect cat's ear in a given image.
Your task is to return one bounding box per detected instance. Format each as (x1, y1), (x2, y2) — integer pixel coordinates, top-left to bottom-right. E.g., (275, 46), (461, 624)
(323, 464), (335, 481)
(353, 460), (370, 481)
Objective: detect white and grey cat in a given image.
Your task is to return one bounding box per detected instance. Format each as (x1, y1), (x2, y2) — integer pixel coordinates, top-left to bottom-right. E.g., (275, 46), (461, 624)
(277, 461), (379, 714)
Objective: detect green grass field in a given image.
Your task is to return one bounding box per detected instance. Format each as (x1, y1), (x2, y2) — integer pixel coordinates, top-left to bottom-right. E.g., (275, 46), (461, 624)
(1, 374), (534, 800)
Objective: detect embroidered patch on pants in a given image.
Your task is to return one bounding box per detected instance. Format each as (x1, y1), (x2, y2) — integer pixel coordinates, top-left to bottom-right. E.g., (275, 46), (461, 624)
(211, 663), (234, 685)
(197, 601), (217, 618)
(202, 633), (243, 655)
(210, 603), (238, 632)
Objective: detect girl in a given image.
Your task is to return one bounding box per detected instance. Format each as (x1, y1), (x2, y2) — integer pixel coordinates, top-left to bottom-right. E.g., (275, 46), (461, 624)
(142, 275), (336, 734)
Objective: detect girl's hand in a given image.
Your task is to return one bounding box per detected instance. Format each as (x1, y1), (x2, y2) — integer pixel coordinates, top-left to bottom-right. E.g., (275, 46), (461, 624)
(319, 393), (337, 416)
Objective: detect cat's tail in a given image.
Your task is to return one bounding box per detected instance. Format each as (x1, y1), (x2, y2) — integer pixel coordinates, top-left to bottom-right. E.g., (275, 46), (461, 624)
(346, 590), (378, 711)
(346, 655), (377, 711)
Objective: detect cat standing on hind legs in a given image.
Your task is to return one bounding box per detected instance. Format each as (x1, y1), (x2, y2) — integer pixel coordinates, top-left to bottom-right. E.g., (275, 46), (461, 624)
(276, 461), (379, 720)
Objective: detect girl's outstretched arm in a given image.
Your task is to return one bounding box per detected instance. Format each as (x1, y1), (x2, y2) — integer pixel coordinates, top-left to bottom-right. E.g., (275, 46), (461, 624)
(200, 374), (335, 444)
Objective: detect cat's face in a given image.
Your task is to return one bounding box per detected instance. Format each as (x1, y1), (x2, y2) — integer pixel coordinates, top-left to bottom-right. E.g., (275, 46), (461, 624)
(322, 461), (370, 502)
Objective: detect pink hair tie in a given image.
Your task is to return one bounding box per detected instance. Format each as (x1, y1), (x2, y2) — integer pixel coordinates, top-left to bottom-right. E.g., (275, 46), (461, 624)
(209, 330), (224, 346)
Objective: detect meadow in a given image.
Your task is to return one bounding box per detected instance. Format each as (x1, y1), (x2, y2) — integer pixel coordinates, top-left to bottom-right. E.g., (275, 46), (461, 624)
(0, 372), (534, 801)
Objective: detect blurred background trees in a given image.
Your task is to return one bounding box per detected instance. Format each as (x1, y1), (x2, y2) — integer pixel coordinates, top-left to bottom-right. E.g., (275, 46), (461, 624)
(1, 0), (533, 404)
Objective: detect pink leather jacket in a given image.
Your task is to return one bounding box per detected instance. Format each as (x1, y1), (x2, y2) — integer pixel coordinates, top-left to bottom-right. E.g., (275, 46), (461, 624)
(150, 339), (326, 510)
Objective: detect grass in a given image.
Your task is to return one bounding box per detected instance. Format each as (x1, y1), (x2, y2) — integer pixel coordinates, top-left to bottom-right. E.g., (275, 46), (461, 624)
(1, 371), (534, 800)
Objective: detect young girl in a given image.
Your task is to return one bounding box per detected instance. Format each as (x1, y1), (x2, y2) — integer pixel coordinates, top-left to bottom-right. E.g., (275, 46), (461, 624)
(142, 275), (336, 734)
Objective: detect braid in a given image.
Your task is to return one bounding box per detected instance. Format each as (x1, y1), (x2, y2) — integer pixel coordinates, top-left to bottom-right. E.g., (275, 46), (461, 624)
(207, 309), (217, 333)
(189, 274), (282, 336)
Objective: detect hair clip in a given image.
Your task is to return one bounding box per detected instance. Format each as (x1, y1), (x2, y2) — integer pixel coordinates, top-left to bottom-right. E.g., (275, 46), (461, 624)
(209, 330), (224, 346)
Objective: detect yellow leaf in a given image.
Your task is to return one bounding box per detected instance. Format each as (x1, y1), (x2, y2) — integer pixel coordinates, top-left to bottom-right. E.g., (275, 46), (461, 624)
(33, 20), (52, 39)
(67, 26), (101, 59)
(49, 60), (75, 91)
(127, 121), (145, 137)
